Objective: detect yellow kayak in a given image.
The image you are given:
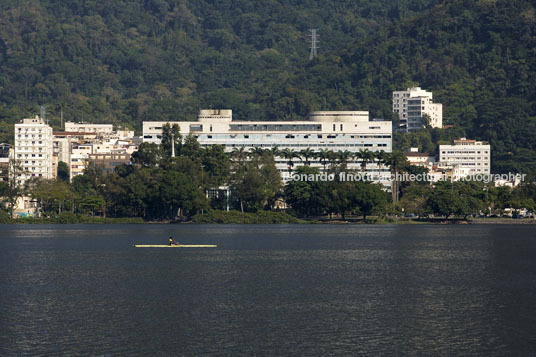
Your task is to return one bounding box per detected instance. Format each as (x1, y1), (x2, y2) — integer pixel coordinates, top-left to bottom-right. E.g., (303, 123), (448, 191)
(133, 244), (217, 248)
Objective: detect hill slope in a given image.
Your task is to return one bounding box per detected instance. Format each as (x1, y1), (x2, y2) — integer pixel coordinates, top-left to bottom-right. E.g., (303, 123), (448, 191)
(0, 0), (535, 172)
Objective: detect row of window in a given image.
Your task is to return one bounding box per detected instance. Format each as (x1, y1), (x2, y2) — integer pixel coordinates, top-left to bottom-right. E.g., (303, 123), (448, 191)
(199, 143), (388, 148)
(442, 151), (489, 154)
(443, 157), (489, 161)
(17, 134), (44, 138)
(17, 154), (44, 158)
(17, 128), (45, 133)
(144, 134), (391, 140)
(230, 124), (323, 132)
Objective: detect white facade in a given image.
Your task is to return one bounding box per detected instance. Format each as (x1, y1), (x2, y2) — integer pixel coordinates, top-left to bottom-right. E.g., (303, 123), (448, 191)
(65, 122), (114, 135)
(64, 122), (134, 140)
(54, 123), (137, 181)
(143, 110), (392, 186)
(439, 138), (491, 175)
(14, 116), (54, 185)
(393, 87), (442, 132)
(53, 136), (71, 165)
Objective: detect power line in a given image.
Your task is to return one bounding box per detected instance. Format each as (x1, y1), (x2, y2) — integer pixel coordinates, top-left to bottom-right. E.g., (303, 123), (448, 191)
(308, 29), (319, 60)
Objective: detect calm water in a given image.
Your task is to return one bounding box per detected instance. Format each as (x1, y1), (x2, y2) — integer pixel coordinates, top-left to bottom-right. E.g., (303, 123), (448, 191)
(1, 224), (536, 355)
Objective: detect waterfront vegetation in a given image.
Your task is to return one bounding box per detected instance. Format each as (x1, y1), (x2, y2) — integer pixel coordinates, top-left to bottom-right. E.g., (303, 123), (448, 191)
(191, 211), (308, 224)
(1, 127), (535, 224)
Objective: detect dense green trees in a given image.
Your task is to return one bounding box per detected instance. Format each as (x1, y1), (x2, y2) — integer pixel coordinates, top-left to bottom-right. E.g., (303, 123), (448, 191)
(1, 1), (534, 176)
(3, 141), (536, 220)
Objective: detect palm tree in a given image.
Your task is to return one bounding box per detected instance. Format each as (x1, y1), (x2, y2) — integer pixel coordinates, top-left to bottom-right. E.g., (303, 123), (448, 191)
(299, 148), (315, 166)
(229, 147), (248, 163)
(269, 146), (280, 158)
(316, 148), (331, 171)
(280, 148), (298, 173)
(356, 149), (376, 173)
(383, 151), (406, 203)
(249, 146), (266, 158)
(336, 150), (353, 171)
(327, 150), (338, 171)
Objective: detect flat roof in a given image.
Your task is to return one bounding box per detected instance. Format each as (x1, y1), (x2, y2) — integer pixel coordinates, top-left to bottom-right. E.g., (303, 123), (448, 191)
(404, 152), (431, 157)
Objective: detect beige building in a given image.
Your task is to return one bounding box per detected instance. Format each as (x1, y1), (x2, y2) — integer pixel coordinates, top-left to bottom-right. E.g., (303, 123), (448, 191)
(64, 122), (134, 140)
(65, 122), (114, 135)
(439, 138), (490, 175)
(53, 125), (137, 181)
(403, 148), (435, 169)
(88, 152), (132, 174)
(393, 87), (442, 132)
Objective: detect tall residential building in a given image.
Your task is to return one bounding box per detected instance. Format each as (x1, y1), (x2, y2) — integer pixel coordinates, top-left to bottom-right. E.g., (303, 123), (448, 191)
(143, 109), (392, 187)
(0, 143), (11, 182)
(14, 116), (54, 185)
(439, 138), (491, 175)
(393, 87), (442, 132)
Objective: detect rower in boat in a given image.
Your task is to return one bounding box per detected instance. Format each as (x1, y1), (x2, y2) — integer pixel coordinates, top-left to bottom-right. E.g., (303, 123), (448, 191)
(169, 236), (179, 246)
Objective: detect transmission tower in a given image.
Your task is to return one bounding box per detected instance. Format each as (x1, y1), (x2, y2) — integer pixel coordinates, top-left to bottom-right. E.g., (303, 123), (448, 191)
(40, 105), (47, 124)
(308, 29), (319, 60)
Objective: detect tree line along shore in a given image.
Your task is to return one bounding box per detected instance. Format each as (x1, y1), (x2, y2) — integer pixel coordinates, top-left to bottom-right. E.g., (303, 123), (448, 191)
(2, 126), (535, 224)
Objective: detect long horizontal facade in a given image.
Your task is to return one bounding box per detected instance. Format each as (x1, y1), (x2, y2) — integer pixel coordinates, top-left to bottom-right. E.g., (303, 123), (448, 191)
(143, 110), (393, 186)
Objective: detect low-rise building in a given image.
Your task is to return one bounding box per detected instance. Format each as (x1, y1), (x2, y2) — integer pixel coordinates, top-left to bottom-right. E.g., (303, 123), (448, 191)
(403, 148), (435, 169)
(64, 122), (114, 136)
(88, 151), (132, 174)
(53, 125), (137, 180)
(439, 138), (491, 175)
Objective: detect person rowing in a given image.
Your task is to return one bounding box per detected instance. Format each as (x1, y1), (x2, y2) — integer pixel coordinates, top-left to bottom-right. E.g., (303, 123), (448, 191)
(169, 236), (179, 246)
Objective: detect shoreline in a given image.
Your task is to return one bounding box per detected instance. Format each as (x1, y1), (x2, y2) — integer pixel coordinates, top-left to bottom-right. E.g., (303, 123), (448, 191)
(3, 218), (535, 225)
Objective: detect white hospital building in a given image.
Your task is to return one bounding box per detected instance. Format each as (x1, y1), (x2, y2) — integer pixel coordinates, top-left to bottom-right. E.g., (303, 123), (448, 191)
(143, 109), (393, 186)
(393, 87), (442, 132)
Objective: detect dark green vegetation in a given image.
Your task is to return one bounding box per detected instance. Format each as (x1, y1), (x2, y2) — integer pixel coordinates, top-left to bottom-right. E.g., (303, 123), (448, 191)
(191, 210), (307, 224)
(1, 0), (535, 172)
(6, 214), (145, 224)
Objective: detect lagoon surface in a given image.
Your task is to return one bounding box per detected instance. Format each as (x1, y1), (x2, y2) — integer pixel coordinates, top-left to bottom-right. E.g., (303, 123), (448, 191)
(1, 224), (536, 355)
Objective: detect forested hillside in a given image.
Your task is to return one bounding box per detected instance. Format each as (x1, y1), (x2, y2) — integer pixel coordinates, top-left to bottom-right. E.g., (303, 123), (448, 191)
(0, 0), (535, 172)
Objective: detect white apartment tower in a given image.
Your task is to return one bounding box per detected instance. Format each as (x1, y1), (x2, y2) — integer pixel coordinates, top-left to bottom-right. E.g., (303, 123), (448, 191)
(393, 87), (442, 132)
(14, 116), (54, 185)
(439, 138), (491, 175)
